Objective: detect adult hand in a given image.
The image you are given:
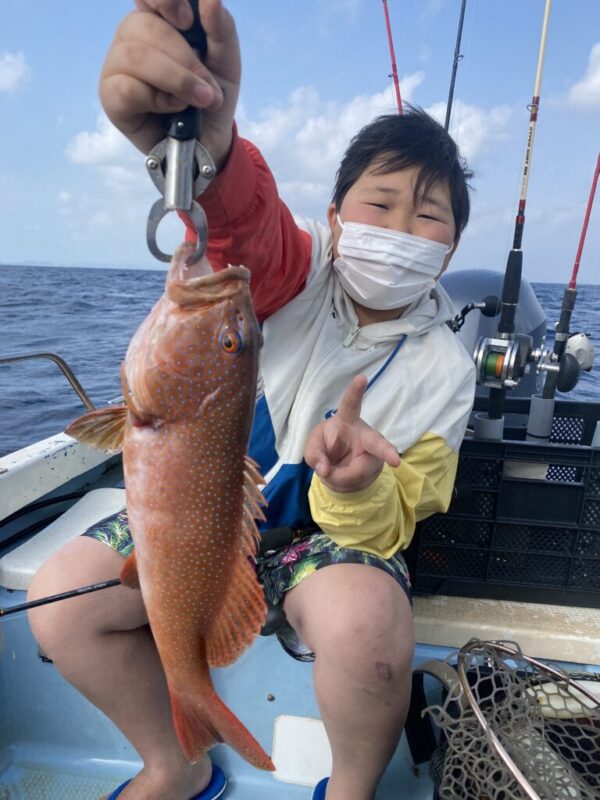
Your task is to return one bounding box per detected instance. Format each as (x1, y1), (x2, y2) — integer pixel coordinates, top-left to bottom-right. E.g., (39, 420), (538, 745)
(100, 0), (240, 169)
(304, 375), (401, 493)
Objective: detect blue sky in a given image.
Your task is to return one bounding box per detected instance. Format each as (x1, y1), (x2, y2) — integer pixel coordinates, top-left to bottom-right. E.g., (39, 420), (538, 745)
(1, 0), (599, 282)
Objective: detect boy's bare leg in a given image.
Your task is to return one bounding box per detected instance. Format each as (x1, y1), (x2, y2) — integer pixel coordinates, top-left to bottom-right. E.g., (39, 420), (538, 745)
(27, 537), (212, 800)
(284, 563), (415, 800)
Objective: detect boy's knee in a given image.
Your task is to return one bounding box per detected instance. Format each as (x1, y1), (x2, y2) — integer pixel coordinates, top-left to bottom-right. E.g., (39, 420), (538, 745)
(316, 604), (414, 691)
(319, 635), (413, 703)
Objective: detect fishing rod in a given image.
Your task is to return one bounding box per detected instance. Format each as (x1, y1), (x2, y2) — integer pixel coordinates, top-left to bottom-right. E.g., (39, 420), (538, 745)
(526, 153), (599, 442)
(0, 578), (122, 618)
(0, 523), (319, 619)
(541, 153), (599, 401)
(473, 0), (553, 440)
(445, 0), (467, 131)
(382, 0), (402, 113)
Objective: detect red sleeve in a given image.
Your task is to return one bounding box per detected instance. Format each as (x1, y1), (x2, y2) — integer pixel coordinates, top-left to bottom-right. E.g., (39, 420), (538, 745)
(182, 127), (312, 322)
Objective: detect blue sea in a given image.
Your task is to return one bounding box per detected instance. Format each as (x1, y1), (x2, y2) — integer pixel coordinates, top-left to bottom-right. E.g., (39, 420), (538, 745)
(0, 265), (598, 458)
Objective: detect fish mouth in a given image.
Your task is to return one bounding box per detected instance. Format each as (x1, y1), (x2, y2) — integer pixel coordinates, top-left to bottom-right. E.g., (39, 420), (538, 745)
(171, 242), (213, 282)
(167, 243), (251, 306)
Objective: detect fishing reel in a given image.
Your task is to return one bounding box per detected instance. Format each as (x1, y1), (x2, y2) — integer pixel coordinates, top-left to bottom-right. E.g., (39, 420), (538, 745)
(474, 333), (533, 390)
(565, 332), (595, 372)
(474, 333), (583, 392)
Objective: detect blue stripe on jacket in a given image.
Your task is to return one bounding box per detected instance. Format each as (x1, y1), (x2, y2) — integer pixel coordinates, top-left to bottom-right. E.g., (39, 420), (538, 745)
(248, 394), (314, 532)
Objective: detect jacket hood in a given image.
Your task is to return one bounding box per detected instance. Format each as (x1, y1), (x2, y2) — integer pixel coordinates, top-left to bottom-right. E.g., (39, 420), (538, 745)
(332, 273), (457, 350)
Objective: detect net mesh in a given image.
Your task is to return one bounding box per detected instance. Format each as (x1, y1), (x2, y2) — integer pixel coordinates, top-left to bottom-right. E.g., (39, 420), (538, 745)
(422, 640), (600, 800)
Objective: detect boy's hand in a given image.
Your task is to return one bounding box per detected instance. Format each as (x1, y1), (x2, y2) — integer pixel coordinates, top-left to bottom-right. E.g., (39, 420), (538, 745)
(304, 375), (401, 494)
(100, 0), (240, 169)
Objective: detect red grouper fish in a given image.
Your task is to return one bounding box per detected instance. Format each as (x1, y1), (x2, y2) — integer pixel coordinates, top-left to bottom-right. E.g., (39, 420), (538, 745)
(66, 241), (274, 771)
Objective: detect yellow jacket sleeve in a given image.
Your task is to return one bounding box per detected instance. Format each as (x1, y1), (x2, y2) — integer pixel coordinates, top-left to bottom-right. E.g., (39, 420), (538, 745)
(307, 432), (458, 559)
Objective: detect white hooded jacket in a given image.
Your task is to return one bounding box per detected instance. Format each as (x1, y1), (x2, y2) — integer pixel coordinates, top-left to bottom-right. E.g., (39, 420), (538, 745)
(250, 216), (476, 557)
(199, 131), (476, 558)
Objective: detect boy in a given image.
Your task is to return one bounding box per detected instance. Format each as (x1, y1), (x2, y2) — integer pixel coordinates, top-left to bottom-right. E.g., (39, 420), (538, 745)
(28, 2), (475, 799)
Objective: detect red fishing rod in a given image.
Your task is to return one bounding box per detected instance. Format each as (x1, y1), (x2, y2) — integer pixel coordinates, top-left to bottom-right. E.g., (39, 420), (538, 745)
(382, 0), (402, 113)
(570, 153), (600, 291)
(540, 153), (600, 402)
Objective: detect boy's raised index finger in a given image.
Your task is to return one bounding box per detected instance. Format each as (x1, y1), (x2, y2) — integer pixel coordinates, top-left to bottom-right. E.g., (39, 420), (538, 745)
(135, 1), (194, 30)
(335, 374), (368, 423)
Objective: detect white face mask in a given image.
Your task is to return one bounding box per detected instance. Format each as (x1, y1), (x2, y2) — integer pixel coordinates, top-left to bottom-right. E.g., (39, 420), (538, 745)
(333, 217), (452, 311)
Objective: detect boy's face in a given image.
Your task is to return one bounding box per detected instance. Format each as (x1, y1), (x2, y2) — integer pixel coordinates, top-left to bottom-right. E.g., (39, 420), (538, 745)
(327, 162), (457, 278)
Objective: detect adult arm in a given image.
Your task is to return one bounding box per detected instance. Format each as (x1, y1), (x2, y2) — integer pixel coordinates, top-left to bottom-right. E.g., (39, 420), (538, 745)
(188, 128), (312, 320)
(100, 1), (311, 320)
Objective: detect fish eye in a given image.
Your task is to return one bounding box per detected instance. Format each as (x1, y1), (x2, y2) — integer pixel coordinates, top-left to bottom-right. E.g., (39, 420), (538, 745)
(219, 329), (244, 354)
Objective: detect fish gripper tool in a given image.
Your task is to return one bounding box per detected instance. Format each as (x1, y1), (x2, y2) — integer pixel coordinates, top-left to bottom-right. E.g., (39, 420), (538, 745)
(145, 1), (216, 264)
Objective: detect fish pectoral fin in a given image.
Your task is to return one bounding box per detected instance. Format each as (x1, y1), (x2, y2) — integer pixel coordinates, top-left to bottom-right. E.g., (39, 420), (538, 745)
(120, 550), (140, 589)
(206, 553), (267, 668)
(65, 406), (128, 453)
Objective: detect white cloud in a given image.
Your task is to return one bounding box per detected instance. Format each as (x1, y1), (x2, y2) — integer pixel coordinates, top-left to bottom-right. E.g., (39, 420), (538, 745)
(90, 211), (111, 228)
(568, 43), (600, 111)
(66, 113), (136, 166)
(64, 79), (512, 246)
(322, 0), (360, 13)
(58, 190), (71, 204)
(237, 73), (424, 213)
(236, 76), (511, 216)
(428, 100), (512, 163)
(0, 52), (29, 92)
(316, 0), (361, 33)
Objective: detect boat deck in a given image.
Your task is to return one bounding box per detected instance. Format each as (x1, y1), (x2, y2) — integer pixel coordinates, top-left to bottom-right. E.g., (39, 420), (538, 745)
(0, 585), (440, 799)
(2, 440), (600, 798)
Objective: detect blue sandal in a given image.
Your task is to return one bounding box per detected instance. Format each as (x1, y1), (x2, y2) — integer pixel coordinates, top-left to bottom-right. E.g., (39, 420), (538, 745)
(107, 763), (227, 800)
(312, 777), (329, 800)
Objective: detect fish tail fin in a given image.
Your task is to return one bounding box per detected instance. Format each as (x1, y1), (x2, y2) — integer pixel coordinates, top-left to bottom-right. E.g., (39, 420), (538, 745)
(169, 676), (275, 771)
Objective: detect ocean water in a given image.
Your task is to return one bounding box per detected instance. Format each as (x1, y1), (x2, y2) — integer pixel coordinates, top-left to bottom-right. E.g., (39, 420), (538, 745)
(0, 265), (598, 458)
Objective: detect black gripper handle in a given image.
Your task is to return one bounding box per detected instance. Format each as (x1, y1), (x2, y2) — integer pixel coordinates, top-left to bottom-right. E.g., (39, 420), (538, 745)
(182, 0), (208, 59)
(166, 2), (208, 141)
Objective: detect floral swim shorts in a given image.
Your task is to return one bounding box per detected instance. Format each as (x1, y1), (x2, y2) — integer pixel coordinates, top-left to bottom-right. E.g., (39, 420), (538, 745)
(82, 512), (412, 662)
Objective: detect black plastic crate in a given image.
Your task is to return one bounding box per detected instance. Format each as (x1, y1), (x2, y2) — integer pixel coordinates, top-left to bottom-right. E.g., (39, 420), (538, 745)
(407, 398), (600, 608)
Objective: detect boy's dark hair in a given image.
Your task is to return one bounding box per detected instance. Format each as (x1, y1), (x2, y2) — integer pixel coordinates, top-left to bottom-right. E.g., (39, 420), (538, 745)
(332, 106), (473, 241)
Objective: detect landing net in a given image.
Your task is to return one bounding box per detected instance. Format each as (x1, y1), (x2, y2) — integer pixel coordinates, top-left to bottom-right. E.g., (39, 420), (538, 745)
(422, 639), (600, 799)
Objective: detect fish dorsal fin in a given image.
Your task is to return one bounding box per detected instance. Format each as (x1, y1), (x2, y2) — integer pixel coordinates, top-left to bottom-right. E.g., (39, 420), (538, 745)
(240, 455), (266, 557)
(65, 405), (127, 453)
(205, 456), (268, 668)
